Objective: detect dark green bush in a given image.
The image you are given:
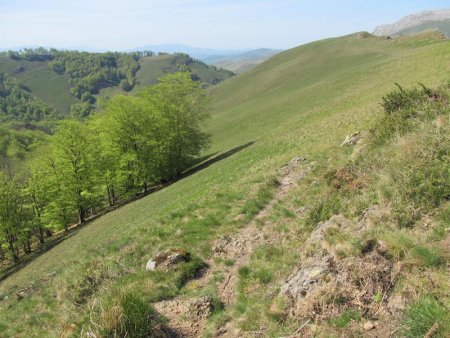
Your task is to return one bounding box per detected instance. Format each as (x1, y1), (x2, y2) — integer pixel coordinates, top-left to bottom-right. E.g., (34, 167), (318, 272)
(381, 83), (429, 115)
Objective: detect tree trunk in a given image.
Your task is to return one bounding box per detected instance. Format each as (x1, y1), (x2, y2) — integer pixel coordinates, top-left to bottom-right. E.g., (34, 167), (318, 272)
(38, 227), (45, 244)
(143, 181), (148, 194)
(78, 205), (85, 224)
(22, 241), (31, 255)
(7, 237), (18, 262)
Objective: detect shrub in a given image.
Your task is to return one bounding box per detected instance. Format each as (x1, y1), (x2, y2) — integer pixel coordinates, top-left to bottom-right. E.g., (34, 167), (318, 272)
(399, 295), (450, 338)
(371, 83), (446, 146)
(381, 83), (429, 115)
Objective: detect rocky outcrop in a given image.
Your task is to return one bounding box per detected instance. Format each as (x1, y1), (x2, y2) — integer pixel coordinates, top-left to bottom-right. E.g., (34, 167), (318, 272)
(373, 9), (450, 36)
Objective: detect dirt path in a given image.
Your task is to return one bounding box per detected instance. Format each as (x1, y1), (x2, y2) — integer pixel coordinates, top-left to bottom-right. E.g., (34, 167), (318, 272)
(154, 157), (312, 337)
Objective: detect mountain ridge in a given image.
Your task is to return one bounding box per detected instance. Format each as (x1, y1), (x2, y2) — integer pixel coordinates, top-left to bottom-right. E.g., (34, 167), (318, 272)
(373, 9), (450, 36)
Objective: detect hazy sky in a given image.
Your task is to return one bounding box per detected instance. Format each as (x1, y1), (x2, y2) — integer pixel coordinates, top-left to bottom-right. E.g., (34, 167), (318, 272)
(0, 0), (449, 50)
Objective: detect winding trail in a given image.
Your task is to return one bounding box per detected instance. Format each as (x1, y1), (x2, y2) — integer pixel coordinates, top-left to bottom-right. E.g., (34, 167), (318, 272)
(154, 157), (312, 337)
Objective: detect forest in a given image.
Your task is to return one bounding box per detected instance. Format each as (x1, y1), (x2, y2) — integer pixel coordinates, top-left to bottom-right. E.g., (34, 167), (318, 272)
(0, 73), (58, 122)
(0, 72), (209, 264)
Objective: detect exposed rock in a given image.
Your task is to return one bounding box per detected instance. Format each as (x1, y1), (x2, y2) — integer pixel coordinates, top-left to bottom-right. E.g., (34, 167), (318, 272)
(146, 249), (190, 271)
(340, 131), (362, 146)
(280, 255), (334, 299)
(295, 206), (309, 215)
(146, 259), (157, 271)
(363, 321), (376, 331)
(356, 205), (390, 230)
(387, 294), (407, 315)
(282, 251), (396, 321)
(16, 289), (30, 300)
(309, 214), (350, 243)
(279, 156), (311, 187)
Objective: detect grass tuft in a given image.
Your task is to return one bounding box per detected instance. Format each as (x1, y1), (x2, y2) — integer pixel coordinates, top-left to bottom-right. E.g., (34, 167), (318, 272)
(400, 295), (450, 338)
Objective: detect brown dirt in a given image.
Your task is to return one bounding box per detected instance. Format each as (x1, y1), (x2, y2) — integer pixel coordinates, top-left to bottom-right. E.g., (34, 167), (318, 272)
(153, 297), (213, 337)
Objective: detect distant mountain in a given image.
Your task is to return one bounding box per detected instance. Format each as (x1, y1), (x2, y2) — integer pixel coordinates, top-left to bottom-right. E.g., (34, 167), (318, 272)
(127, 44), (247, 60)
(202, 49), (282, 73)
(373, 9), (450, 37)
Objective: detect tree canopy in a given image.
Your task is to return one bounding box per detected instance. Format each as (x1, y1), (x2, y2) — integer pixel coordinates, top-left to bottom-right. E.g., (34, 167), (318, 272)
(0, 72), (210, 263)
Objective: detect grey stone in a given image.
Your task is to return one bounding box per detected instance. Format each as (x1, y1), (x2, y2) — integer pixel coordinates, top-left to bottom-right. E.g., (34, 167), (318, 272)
(309, 215), (349, 243)
(146, 259), (157, 271)
(280, 256), (332, 299)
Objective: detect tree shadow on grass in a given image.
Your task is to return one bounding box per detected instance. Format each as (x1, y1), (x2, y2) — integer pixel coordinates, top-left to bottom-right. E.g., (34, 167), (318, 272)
(0, 141), (256, 283)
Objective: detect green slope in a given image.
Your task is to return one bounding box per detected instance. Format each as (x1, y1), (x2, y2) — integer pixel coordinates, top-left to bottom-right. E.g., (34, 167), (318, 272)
(0, 56), (77, 114)
(0, 53), (233, 114)
(1, 33), (450, 337)
(97, 54), (234, 99)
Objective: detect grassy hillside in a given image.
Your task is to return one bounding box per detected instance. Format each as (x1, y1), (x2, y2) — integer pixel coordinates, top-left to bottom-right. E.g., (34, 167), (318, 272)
(0, 53), (233, 114)
(1, 32), (450, 337)
(0, 56), (77, 114)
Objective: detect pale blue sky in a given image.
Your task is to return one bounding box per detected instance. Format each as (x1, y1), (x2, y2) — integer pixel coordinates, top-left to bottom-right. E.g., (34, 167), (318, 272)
(0, 0), (449, 50)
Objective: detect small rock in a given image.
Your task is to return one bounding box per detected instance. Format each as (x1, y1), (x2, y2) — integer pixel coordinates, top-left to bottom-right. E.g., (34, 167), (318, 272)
(147, 249), (190, 271)
(363, 321), (375, 331)
(146, 259), (157, 271)
(16, 290), (28, 300)
(168, 252), (186, 265)
(154, 252), (169, 265)
(290, 156), (307, 165)
(309, 215), (350, 243)
(280, 255), (333, 299)
(295, 206), (309, 215)
(341, 131), (362, 147)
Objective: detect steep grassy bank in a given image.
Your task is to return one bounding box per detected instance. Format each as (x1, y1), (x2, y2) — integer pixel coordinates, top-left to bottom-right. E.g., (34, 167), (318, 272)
(1, 32), (450, 337)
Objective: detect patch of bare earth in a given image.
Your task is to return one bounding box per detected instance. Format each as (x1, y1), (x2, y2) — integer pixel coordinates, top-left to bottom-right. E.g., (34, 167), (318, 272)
(153, 297), (214, 337)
